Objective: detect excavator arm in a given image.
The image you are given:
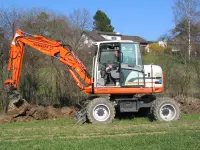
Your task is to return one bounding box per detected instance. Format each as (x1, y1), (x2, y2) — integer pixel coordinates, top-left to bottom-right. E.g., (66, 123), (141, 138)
(4, 29), (92, 93)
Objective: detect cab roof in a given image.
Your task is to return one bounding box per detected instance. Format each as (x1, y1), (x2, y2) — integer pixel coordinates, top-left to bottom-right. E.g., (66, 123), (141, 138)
(92, 40), (140, 45)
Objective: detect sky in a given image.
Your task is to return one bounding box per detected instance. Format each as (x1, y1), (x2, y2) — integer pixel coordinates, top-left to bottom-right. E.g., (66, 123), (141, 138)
(0, 0), (175, 41)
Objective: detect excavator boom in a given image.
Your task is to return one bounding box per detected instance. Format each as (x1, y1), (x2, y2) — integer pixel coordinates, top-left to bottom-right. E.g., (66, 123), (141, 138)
(4, 29), (92, 93)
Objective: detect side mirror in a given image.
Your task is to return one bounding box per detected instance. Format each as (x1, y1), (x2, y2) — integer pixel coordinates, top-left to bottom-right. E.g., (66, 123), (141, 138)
(120, 52), (123, 62)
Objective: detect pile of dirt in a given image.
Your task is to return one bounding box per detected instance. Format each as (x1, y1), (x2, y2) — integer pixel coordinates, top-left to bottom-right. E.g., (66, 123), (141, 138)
(0, 100), (77, 124)
(175, 97), (200, 114)
(180, 101), (200, 114)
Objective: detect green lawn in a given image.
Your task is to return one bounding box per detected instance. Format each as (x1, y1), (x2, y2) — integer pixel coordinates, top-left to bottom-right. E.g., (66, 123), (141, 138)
(0, 114), (200, 150)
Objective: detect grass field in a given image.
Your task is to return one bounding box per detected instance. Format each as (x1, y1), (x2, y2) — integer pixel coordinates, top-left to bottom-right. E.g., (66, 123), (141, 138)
(0, 114), (200, 150)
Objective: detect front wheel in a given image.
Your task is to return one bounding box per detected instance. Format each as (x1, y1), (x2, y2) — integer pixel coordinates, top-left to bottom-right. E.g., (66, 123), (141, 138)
(86, 98), (115, 124)
(150, 97), (180, 121)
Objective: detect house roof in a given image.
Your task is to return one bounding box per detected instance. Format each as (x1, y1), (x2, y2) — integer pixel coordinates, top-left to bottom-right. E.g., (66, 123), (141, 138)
(82, 30), (106, 41)
(94, 40), (138, 45)
(94, 31), (122, 36)
(82, 30), (148, 44)
(121, 35), (148, 44)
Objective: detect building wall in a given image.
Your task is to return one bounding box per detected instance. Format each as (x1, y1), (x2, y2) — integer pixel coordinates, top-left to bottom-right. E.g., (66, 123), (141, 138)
(81, 34), (94, 47)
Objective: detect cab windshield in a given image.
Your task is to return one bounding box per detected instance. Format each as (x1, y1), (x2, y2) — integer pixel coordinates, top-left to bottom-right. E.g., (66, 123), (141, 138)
(120, 43), (143, 67)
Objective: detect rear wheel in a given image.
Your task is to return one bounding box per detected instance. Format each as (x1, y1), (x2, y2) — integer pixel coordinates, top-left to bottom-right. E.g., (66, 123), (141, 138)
(150, 97), (180, 121)
(86, 98), (115, 124)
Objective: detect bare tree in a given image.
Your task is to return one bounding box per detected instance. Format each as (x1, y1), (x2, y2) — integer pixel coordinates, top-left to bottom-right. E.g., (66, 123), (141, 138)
(68, 8), (92, 50)
(0, 7), (23, 39)
(0, 28), (9, 110)
(69, 8), (92, 30)
(172, 0), (200, 63)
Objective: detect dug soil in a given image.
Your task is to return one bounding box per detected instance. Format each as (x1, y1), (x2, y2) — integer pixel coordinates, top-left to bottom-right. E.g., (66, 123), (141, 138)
(0, 102), (77, 124)
(175, 97), (200, 114)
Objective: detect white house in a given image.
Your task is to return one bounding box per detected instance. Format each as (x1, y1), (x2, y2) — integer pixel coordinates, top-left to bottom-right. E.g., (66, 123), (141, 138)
(80, 30), (149, 49)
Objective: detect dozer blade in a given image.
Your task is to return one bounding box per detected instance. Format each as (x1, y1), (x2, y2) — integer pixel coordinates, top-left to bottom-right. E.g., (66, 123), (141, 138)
(75, 107), (87, 124)
(75, 104), (87, 125)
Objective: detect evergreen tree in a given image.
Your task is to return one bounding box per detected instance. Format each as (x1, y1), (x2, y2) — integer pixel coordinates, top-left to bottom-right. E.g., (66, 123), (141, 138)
(93, 10), (114, 32)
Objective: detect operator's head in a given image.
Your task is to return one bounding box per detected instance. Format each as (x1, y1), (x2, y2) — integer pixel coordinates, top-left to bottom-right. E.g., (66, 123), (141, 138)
(114, 49), (120, 57)
(114, 50), (120, 62)
(114, 50), (118, 57)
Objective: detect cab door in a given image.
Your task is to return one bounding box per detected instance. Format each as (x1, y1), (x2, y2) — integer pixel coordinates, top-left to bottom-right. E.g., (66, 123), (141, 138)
(120, 43), (145, 87)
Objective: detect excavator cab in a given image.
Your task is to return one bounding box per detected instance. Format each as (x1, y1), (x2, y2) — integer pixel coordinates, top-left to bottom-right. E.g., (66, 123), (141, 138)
(94, 41), (145, 88)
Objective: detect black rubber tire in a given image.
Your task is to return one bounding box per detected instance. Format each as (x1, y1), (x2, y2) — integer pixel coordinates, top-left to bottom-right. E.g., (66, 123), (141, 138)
(86, 98), (115, 124)
(150, 97), (180, 121)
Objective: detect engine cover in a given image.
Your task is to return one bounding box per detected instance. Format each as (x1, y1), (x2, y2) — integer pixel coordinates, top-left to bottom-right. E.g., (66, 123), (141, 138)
(144, 65), (163, 88)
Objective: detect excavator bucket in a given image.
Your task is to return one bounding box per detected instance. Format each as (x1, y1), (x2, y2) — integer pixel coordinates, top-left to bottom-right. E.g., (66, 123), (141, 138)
(6, 90), (30, 117)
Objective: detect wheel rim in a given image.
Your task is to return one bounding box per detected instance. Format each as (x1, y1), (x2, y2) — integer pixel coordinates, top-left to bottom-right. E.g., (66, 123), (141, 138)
(93, 104), (110, 122)
(159, 104), (176, 121)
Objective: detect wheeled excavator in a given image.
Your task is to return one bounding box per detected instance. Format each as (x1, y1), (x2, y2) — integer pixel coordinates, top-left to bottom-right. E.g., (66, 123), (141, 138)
(4, 29), (180, 124)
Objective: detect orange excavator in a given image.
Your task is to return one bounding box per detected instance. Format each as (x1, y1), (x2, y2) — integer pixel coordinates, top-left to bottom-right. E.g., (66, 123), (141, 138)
(4, 29), (180, 124)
